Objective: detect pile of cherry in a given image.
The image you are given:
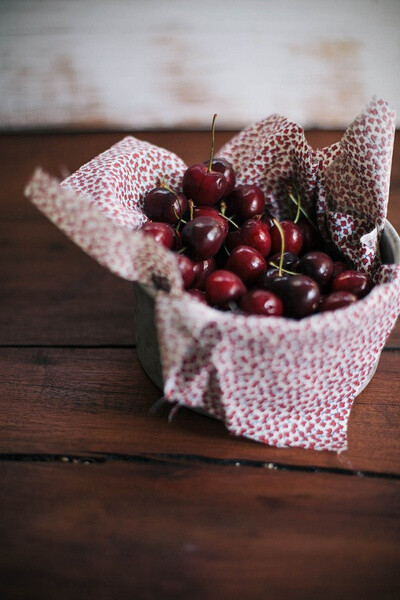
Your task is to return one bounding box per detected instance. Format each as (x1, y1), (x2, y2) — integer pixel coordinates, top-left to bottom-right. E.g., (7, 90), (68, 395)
(141, 119), (372, 319)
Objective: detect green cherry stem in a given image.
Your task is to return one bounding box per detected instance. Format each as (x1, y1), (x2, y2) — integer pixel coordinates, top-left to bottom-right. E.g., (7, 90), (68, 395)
(219, 201), (239, 229)
(207, 114), (217, 173)
(293, 188), (301, 224)
(269, 262), (297, 276)
(188, 199), (194, 221)
(272, 218), (285, 277)
(287, 191), (318, 231)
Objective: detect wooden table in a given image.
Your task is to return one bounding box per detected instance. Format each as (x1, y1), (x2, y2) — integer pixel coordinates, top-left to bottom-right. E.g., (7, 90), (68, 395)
(1, 131), (400, 599)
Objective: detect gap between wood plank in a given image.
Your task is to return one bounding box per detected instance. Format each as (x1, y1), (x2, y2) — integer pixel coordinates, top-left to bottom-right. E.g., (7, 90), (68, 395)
(1, 452), (399, 481)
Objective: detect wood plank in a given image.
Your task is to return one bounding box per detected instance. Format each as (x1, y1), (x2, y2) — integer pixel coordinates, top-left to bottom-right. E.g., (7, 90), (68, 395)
(1, 347), (399, 475)
(0, 461), (399, 600)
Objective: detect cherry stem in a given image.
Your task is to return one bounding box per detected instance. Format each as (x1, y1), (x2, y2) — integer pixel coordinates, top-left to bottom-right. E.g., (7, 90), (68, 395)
(272, 218), (285, 277)
(178, 247), (187, 254)
(223, 243), (230, 256)
(269, 261), (297, 276)
(294, 187), (301, 224)
(221, 214), (240, 229)
(287, 189), (318, 231)
(188, 199), (194, 221)
(207, 113), (217, 173)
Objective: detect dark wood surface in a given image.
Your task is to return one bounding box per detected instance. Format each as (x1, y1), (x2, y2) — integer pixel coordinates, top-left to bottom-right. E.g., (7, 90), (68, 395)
(1, 132), (399, 599)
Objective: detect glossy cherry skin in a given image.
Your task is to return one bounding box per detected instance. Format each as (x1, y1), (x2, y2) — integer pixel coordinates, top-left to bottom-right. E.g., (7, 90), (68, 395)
(226, 185), (265, 220)
(203, 157), (235, 195)
(143, 187), (187, 225)
(331, 270), (372, 298)
(142, 221), (175, 249)
(270, 220), (303, 255)
(258, 268), (289, 291)
(267, 251), (299, 272)
(320, 291), (357, 312)
(181, 216), (226, 260)
(205, 270), (246, 306)
(194, 206), (229, 236)
(331, 261), (347, 280)
(176, 254), (195, 289)
(192, 258), (216, 290)
(225, 245), (267, 285)
(225, 230), (243, 252)
(187, 288), (208, 304)
(271, 275), (320, 318)
(182, 164), (227, 205)
(240, 219), (271, 257)
(239, 290), (283, 316)
(298, 219), (319, 254)
(261, 209), (274, 229)
(299, 251), (333, 286)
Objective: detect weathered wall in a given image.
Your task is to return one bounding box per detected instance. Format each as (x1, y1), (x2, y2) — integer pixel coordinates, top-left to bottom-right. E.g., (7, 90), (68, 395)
(1, 0), (399, 129)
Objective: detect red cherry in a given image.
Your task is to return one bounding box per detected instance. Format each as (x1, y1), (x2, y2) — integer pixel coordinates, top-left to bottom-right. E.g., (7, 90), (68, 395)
(182, 164), (226, 205)
(205, 270), (246, 306)
(142, 222), (175, 249)
(240, 219), (271, 257)
(225, 230), (243, 252)
(297, 219), (319, 254)
(192, 258), (216, 290)
(187, 288), (208, 304)
(203, 157), (235, 195)
(143, 187), (187, 224)
(320, 291), (357, 312)
(225, 245), (267, 284)
(239, 290), (283, 316)
(331, 261), (347, 280)
(194, 206), (228, 236)
(226, 185), (265, 220)
(267, 251), (299, 272)
(270, 220), (303, 255)
(176, 254), (195, 289)
(181, 216), (226, 260)
(331, 270), (372, 298)
(272, 274), (320, 318)
(298, 251), (333, 286)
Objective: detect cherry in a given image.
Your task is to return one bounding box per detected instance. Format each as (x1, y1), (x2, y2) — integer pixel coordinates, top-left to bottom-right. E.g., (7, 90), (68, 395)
(194, 206), (228, 236)
(181, 216), (226, 260)
(225, 230), (243, 252)
(331, 270), (372, 298)
(173, 229), (183, 251)
(187, 288), (208, 304)
(203, 157), (235, 195)
(142, 221), (175, 249)
(270, 220), (303, 255)
(258, 268), (289, 291)
(298, 219), (319, 254)
(320, 291), (357, 312)
(271, 275), (320, 318)
(239, 290), (283, 316)
(267, 251), (299, 272)
(226, 184), (265, 220)
(225, 245), (267, 284)
(205, 270), (246, 306)
(192, 258), (216, 290)
(298, 251), (333, 286)
(182, 114), (227, 205)
(143, 186), (187, 225)
(241, 219), (271, 257)
(331, 261), (347, 280)
(176, 254), (195, 289)
(261, 209), (274, 229)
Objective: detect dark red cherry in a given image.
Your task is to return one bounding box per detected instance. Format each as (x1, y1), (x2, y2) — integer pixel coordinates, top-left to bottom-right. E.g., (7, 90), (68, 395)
(225, 230), (243, 252)
(241, 219), (271, 257)
(142, 221), (175, 249)
(298, 219), (319, 254)
(258, 269), (289, 291)
(182, 163), (227, 205)
(331, 270), (372, 298)
(272, 275), (320, 318)
(299, 251), (333, 286)
(239, 290), (283, 316)
(270, 220), (303, 255)
(192, 258), (216, 290)
(181, 216), (226, 260)
(331, 261), (347, 280)
(225, 245), (267, 284)
(261, 209), (274, 229)
(267, 251), (299, 272)
(226, 184), (265, 220)
(194, 206), (229, 236)
(320, 291), (357, 312)
(176, 254), (195, 289)
(173, 229), (183, 251)
(143, 187), (187, 225)
(205, 270), (246, 306)
(203, 157), (235, 195)
(187, 288), (208, 304)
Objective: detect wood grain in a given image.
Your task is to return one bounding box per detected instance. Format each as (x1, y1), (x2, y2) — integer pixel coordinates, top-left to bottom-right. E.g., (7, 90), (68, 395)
(0, 461), (399, 600)
(1, 347), (399, 475)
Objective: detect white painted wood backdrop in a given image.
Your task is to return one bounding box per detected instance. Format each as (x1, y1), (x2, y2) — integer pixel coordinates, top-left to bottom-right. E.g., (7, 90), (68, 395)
(1, 0), (399, 129)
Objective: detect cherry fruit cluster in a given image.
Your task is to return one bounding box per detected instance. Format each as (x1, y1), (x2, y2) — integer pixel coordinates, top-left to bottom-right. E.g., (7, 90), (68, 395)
(141, 115), (372, 318)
